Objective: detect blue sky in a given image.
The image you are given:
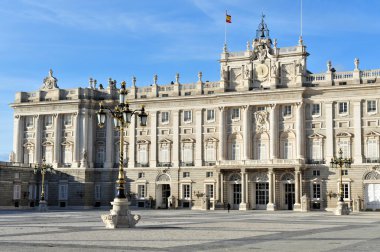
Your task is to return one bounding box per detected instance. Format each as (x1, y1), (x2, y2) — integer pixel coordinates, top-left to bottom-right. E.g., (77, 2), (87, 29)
(1, 0), (380, 161)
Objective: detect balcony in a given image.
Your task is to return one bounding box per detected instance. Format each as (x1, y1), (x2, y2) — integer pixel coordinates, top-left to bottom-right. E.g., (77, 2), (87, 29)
(180, 162), (194, 167)
(306, 159), (326, 165)
(135, 163), (149, 167)
(216, 159), (302, 166)
(157, 162), (172, 167)
(364, 158), (380, 164)
(204, 161), (216, 166)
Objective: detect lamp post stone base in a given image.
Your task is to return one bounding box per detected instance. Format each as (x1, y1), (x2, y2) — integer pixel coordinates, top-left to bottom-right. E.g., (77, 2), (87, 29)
(266, 203), (276, 211)
(334, 201), (350, 215)
(101, 198), (141, 229)
(38, 200), (48, 212)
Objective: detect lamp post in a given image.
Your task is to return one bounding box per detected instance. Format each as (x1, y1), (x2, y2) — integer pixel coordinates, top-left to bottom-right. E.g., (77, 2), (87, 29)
(330, 148), (351, 215)
(34, 157), (55, 212)
(98, 80), (147, 229)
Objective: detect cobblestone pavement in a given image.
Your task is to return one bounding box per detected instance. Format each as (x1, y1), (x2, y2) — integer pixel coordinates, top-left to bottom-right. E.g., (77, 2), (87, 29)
(0, 209), (379, 251)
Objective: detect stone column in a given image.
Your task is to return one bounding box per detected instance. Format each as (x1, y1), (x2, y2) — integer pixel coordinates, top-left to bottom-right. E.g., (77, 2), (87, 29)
(243, 106), (250, 160)
(218, 107), (226, 160)
(294, 168), (301, 211)
(87, 114), (94, 168)
(104, 114), (114, 168)
(267, 168), (276, 211)
(34, 115), (41, 163)
(13, 115), (23, 163)
(353, 100), (363, 163)
(172, 111), (179, 167)
(216, 171), (220, 202)
(239, 169), (247, 210)
(325, 102), (334, 161)
(81, 111), (89, 168)
(220, 173), (224, 203)
(269, 105), (278, 160)
(53, 114), (61, 167)
(195, 110), (203, 166)
(245, 173), (249, 205)
(150, 111), (157, 167)
(128, 115), (136, 168)
(73, 112), (80, 168)
(296, 102), (305, 161)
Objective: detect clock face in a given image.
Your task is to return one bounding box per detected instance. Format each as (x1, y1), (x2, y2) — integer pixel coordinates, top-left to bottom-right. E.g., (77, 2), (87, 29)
(256, 64), (269, 79)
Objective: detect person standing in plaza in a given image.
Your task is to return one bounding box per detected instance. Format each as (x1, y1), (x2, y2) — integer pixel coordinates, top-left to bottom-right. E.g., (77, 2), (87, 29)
(227, 203), (231, 213)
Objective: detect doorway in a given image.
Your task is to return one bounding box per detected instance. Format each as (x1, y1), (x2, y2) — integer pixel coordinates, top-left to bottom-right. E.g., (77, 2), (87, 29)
(232, 184), (241, 209)
(285, 183), (295, 210)
(162, 184), (171, 209)
(256, 182), (269, 210)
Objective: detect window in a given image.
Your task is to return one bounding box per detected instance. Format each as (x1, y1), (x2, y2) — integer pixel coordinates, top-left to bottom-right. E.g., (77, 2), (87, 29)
(28, 184), (37, 200)
(283, 105), (292, 116)
(257, 106), (265, 111)
(182, 144), (193, 164)
(63, 114), (72, 126)
(161, 112), (169, 123)
(205, 143), (216, 162)
(138, 185), (145, 198)
(162, 94), (169, 97)
(183, 184), (190, 199)
(184, 92), (191, 96)
(44, 115), (53, 127)
(341, 170), (348, 176)
(25, 116), (34, 128)
(13, 184), (21, 200)
(342, 183), (350, 200)
(207, 109), (215, 121)
(14, 172), (20, 179)
(184, 110), (192, 122)
(283, 142), (293, 159)
(160, 144), (170, 163)
(138, 145), (148, 164)
(367, 139), (378, 160)
(138, 172), (145, 178)
(338, 140), (350, 159)
(312, 170), (320, 176)
(207, 91), (214, 94)
(367, 100), (377, 113)
(206, 171), (213, 177)
(232, 143), (240, 160)
(206, 184), (214, 199)
(183, 172), (190, 178)
(258, 142), (267, 160)
(95, 185), (101, 200)
(311, 140), (322, 161)
(62, 145), (73, 165)
(311, 104), (320, 116)
(231, 108), (240, 120)
(96, 145), (105, 164)
(312, 184), (321, 199)
(339, 102), (348, 114)
(59, 184), (68, 200)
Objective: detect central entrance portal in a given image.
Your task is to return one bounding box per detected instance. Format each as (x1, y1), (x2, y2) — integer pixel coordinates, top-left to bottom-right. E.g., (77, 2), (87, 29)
(285, 183), (295, 210)
(256, 182), (269, 210)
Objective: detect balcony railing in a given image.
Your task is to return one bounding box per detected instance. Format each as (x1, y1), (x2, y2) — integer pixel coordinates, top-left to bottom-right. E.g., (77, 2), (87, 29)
(204, 161), (216, 166)
(216, 159), (302, 166)
(180, 162), (194, 167)
(306, 159), (326, 165)
(364, 158), (380, 163)
(157, 162), (172, 167)
(135, 163), (149, 167)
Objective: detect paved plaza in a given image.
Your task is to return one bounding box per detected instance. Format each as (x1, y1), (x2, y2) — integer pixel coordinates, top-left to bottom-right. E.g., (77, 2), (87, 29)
(0, 209), (379, 251)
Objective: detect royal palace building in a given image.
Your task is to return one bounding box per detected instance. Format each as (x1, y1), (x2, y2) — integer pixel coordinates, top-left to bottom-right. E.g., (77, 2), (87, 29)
(4, 17), (380, 211)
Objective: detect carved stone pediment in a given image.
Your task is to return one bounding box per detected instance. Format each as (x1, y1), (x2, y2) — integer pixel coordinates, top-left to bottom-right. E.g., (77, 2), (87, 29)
(41, 69), (59, 90)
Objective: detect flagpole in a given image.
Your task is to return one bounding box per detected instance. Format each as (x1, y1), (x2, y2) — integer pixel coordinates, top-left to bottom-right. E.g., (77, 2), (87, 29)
(224, 10), (227, 46)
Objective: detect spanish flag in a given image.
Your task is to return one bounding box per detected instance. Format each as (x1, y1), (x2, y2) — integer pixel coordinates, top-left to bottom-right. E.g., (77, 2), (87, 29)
(226, 13), (231, 23)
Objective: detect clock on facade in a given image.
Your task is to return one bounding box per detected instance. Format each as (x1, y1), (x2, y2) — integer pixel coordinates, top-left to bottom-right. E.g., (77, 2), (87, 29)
(255, 64), (269, 80)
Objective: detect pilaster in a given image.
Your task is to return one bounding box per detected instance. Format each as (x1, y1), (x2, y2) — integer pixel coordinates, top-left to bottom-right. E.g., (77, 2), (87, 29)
(172, 111), (179, 167)
(34, 115), (41, 163)
(269, 104), (278, 160)
(73, 112), (80, 168)
(53, 114), (61, 167)
(293, 168), (301, 211)
(13, 115), (23, 163)
(239, 169), (247, 210)
(105, 114), (114, 168)
(243, 105), (250, 160)
(296, 102), (305, 161)
(218, 107), (226, 160)
(128, 116), (136, 168)
(267, 168), (276, 211)
(150, 111), (157, 166)
(325, 102), (334, 161)
(195, 109), (203, 166)
(353, 100), (363, 163)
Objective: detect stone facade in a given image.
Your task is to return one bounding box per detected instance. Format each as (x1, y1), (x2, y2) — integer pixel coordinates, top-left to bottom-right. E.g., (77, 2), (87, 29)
(6, 18), (380, 211)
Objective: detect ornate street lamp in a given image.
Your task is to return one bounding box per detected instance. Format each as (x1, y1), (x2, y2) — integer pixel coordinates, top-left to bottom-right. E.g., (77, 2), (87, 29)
(330, 148), (351, 215)
(98, 80), (147, 228)
(34, 157), (55, 212)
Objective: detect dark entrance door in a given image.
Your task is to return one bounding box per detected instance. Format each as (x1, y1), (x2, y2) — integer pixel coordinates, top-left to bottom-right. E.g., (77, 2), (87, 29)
(162, 184), (171, 209)
(285, 183), (295, 210)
